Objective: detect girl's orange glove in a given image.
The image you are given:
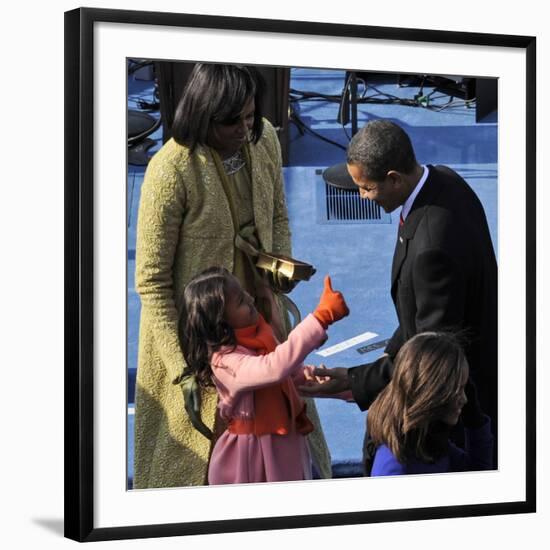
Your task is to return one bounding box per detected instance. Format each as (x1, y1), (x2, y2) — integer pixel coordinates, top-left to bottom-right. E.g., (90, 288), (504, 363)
(313, 276), (349, 329)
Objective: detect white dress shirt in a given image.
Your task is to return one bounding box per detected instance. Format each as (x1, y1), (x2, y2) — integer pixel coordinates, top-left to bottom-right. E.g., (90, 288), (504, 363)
(401, 165), (429, 221)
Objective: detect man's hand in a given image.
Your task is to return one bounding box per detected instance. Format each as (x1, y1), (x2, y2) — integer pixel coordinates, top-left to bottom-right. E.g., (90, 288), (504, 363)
(299, 365), (350, 396)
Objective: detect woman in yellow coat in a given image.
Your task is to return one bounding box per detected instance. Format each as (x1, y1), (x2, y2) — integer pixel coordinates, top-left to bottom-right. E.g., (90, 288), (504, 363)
(134, 64), (331, 488)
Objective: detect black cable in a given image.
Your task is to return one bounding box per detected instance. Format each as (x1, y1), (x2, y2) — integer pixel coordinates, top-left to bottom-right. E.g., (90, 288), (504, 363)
(289, 108), (347, 151)
(288, 77), (477, 151)
(136, 98), (160, 111)
(291, 88), (420, 108)
(128, 115), (162, 145)
(290, 88), (344, 102)
(128, 59), (154, 75)
(433, 98), (476, 112)
(290, 83), (476, 111)
(129, 80), (161, 112)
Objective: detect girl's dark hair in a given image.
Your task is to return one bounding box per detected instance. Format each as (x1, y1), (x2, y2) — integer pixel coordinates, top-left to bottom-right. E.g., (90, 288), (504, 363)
(172, 63), (265, 151)
(367, 332), (467, 464)
(180, 266), (237, 387)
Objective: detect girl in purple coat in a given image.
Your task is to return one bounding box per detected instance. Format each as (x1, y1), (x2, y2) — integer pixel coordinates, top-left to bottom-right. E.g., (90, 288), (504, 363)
(367, 332), (493, 476)
(180, 266), (349, 485)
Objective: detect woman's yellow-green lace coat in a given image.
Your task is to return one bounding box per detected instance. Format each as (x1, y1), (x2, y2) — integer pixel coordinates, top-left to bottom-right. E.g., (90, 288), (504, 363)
(134, 119), (331, 488)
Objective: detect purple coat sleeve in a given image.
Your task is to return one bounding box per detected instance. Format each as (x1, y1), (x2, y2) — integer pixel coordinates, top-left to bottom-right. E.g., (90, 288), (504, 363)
(449, 415), (494, 471)
(371, 416), (494, 476)
(371, 445), (407, 476)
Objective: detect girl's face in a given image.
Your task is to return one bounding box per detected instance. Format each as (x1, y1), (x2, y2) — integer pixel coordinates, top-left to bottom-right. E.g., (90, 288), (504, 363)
(224, 276), (258, 329)
(208, 97), (255, 158)
(441, 359), (469, 426)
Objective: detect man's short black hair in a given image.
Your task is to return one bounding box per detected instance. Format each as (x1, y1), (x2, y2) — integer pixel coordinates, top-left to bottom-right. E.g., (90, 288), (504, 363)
(172, 63), (265, 151)
(347, 120), (417, 181)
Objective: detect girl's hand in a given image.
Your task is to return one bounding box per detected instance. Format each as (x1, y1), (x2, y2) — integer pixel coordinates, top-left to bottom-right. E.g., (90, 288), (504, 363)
(299, 366), (350, 395)
(313, 276), (349, 328)
(303, 364), (332, 385)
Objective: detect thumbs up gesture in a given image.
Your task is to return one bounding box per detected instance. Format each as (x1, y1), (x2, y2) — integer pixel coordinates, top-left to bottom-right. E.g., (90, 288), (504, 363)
(313, 276), (349, 328)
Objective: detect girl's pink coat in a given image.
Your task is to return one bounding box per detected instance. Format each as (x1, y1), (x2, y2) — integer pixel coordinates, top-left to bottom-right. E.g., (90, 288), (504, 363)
(208, 314), (326, 484)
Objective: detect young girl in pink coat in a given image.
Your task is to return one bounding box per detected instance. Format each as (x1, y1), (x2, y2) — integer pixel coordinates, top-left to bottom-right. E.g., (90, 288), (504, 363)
(180, 266), (349, 485)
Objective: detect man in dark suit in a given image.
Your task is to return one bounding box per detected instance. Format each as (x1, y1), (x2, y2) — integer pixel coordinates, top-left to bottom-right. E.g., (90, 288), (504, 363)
(301, 119), (497, 470)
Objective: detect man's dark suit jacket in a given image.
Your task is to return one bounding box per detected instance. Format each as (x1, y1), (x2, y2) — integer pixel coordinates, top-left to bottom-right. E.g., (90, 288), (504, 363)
(349, 165), (498, 438)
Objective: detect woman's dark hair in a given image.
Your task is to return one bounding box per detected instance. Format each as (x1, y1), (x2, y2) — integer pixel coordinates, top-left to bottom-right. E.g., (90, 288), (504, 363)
(172, 63), (265, 151)
(180, 266), (237, 387)
(367, 332), (467, 464)
(346, 119), (417, 181)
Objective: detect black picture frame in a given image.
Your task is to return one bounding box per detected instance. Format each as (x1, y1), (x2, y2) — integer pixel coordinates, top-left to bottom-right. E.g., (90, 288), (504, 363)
(64, 7), (536, 543)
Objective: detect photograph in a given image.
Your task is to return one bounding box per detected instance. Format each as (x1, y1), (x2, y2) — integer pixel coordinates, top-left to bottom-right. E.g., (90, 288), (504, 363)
(126, 60), (499, 491)
(64, 7), (536, 542)
(5, 1), (550, 549)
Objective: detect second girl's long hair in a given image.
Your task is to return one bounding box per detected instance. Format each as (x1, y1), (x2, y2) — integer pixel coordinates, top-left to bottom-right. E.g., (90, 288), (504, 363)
(180, 266), (237, 387)
(367, 332), (467, 464)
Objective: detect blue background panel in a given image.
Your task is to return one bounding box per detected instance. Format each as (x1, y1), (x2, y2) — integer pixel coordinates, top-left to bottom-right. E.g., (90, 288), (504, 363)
(126, 66), (497, 486)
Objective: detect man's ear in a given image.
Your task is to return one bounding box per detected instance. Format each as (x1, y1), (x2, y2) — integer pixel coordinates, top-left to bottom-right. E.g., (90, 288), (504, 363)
(386, 170), (404, 187)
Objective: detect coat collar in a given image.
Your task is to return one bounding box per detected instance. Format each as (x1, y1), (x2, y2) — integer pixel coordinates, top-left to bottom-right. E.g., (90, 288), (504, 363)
(202, 126), (275, 252)
(399, 165), (443, 239)
(391, 165), (443, 287)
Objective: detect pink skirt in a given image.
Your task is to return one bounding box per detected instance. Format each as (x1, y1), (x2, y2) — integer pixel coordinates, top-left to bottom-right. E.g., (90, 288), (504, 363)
(208, 431), (312, 485)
